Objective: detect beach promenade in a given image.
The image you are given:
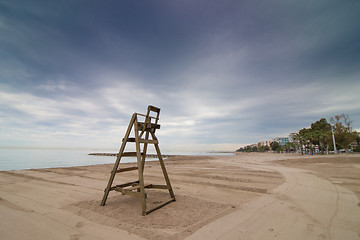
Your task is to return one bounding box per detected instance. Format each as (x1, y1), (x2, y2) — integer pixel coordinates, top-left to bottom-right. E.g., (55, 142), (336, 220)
(0, 153), (359, 239)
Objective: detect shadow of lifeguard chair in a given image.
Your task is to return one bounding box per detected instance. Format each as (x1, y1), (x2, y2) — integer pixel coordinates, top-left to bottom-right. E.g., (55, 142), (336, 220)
(100, 105), (176, 215)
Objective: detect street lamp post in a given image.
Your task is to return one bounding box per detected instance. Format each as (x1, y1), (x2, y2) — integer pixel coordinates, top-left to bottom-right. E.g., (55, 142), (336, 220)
(331, 125), (337, 154)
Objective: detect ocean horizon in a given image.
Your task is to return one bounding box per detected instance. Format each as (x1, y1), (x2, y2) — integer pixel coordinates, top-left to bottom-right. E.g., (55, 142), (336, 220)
(0, 147), (234, 171)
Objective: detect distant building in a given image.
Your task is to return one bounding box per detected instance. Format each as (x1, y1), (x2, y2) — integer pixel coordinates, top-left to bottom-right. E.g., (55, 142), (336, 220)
(289, 132), (297, 142)
(281, 137), (290, 146)
(273, 137), (290, 146)
(273, 137), (281, 145)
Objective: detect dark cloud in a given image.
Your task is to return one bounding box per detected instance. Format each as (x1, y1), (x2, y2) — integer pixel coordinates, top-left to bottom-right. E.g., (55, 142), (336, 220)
(0, 0), (359, 150)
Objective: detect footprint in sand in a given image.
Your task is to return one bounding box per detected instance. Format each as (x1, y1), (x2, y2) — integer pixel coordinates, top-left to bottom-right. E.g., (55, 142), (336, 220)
(70, 234), (80, 240)
(307, 224), (314, 231)
(75, 221), (85, 228)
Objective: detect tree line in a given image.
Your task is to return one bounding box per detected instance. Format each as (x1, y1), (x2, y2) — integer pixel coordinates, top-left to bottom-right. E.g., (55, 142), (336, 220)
(237, 114), (360, 154)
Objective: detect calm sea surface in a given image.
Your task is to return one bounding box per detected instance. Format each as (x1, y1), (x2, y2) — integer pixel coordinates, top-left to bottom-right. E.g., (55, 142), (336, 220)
(0, 148), (234, 171)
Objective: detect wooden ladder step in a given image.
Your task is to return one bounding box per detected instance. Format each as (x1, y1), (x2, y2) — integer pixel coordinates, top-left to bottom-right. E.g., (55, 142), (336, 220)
(126, 184), (152, 191)
(114, 184), (152, 198)
(123, 137), (135, 142)
(115, 166), (138, 173)
(123, 138), (158, 144)
(115, 188), (144, 198)
(109, 181), (139, 191)
(139, 139), (158, 144)
(121, 152), (143, 157)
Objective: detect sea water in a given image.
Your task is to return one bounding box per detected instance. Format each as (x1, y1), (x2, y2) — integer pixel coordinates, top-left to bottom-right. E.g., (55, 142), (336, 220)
(0, 148), (234, 171)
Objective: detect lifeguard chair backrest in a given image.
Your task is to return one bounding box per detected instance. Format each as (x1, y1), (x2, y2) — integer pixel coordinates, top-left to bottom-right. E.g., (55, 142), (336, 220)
(146, 105), (160, 125)
(137, 105), (161, 136)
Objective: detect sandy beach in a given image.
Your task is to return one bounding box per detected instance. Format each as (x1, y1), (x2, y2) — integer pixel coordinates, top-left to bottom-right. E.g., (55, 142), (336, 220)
(1, 153), (360, 240)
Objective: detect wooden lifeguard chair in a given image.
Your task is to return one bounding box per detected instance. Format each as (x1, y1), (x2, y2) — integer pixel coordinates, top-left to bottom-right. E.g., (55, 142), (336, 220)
(100, 105), (175, 215)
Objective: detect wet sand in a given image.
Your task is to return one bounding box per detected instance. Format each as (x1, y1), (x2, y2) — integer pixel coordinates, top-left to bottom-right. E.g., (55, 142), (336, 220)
(0, 153), (359, 239)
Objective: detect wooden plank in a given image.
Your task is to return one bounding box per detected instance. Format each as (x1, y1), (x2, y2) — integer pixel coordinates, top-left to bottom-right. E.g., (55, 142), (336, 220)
(124, 137), (157, 143)
(115, 188), (144, 198)
(145, 198), (175, 215)
(150, 184), (170, 189)
(110, 180), (139, 190)
(137, 122), (161, 130)
(150, 131), (176, 200)
(126, 184), (152, 191)
(139, 139), (158, 144)
(123, 137), (136, 142)
(134, 115), (147, 215)
(101, 113), (136, 206)
(121, 152), (144, 157)
(122, 137), (157, 144)
(148, 105), (161, 113)
(141, 130), (150, 174)
(136, 113), (159, 120)
(115, 166), (138, 173)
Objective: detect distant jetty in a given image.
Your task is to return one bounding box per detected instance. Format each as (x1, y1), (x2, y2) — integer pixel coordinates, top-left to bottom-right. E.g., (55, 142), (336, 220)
(88, 153), (175, 158)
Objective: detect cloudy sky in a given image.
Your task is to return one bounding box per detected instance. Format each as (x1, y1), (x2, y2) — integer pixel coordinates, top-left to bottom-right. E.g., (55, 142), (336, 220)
(1, 0), (359, 151)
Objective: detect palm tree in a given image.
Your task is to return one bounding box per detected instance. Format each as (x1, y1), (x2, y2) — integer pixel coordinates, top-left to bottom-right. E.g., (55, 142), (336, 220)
(294, 132), (304, 154)
(311, 118), (331, 154)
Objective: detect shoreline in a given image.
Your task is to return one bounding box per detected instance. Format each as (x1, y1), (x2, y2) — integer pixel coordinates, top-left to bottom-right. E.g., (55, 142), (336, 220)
(88, 153), (177, 158)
